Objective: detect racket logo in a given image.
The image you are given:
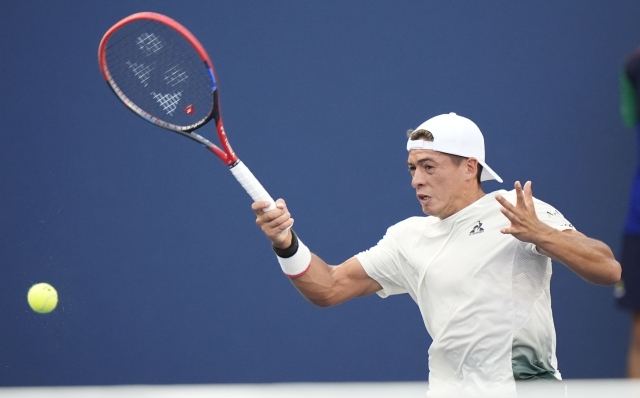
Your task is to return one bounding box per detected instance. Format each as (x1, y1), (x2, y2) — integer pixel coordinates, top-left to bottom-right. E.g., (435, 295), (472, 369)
(151, 91), (182, 116)
(184, 105), (194, 115)
(136, 33), (164, 55)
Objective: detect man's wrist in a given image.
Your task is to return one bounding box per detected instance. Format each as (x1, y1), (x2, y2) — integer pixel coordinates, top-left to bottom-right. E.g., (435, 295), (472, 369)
(272, 229), (311, 278)
(530, 221), (562, 257)
(529, 223), (558, 253)
(272, 229), (298, 258)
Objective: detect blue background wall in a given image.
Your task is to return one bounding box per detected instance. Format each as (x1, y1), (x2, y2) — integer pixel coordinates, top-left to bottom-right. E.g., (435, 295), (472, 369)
(1, 0), (638, 386)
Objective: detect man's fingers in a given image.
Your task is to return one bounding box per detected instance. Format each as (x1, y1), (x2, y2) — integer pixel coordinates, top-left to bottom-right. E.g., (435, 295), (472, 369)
(523, 181), (534, 208)
(259, 208), (285, 223)
(252, 199), (288, 216)
(251, 200), (272, 214)
(251, 197), (294, 245)
(495, 194), (517, 213)
(498, 181), (540, 239)
(500, 206), (521, 225)
(514, 180), (528, 209)
(277, 217), (294, 232)
(253, 198), (289, 236)
(263, 211), (292, 230)
(500, 226), (514, 235)
(266, 217), (294, 240)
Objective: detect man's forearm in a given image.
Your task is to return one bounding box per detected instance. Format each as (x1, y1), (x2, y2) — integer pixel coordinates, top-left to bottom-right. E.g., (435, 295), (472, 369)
(288, 254), (340, 307)
(535, 228), (621, 286)
(271, 229), (340, 305)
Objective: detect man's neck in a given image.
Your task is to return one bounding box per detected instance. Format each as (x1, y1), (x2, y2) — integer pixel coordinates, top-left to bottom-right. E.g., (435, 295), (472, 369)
(438, 187), (486, 220)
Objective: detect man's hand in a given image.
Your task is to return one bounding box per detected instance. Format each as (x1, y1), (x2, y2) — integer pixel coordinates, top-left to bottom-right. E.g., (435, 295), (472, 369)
(251, 199), (294, 249)
(495, 180), (621, 285)
(495, 180), (554, 244)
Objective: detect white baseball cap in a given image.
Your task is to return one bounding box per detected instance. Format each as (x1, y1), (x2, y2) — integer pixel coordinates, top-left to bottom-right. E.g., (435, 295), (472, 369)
(406, 112), (503, 183)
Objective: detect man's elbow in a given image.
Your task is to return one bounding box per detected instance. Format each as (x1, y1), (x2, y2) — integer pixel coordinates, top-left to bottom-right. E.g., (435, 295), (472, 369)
(307, 293), (342, 308)
(607, 259), (622, 286)
(309, 298), (336, 308)
(296, 286), (342, 308)
(596, 259), (622, 286)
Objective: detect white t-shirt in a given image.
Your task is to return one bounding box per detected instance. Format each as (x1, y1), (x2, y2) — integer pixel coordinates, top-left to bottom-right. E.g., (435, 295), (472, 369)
(355, 189), (575, 397)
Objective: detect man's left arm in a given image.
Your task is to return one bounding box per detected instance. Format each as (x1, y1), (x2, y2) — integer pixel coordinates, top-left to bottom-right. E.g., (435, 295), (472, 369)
(495, 181), (621, 286)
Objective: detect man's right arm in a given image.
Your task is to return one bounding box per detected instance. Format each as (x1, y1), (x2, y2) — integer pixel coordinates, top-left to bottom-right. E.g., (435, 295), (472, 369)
(252, 199), (382, 307)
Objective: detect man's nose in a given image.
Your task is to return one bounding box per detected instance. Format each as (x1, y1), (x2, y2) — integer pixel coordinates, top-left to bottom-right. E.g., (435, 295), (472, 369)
(412, 169), (425, 188)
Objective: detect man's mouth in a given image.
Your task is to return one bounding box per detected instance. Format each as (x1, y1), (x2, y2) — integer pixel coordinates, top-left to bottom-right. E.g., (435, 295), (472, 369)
(417, 194), (431, 204)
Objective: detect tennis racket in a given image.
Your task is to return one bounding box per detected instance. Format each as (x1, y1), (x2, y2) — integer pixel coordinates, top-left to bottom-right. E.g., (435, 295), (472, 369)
(98, 12), (275, 211)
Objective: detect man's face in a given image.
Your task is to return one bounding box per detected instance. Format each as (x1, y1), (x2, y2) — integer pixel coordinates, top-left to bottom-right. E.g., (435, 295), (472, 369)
(407, 149), (468, 219)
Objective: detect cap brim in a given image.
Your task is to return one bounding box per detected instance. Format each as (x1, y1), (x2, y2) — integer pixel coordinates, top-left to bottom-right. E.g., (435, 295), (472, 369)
(478, 161), (503, 183)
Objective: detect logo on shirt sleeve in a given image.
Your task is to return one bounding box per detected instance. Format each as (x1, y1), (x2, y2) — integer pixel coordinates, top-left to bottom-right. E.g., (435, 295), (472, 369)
(469, 221), (484, 235)
(547, 209), (574, 229)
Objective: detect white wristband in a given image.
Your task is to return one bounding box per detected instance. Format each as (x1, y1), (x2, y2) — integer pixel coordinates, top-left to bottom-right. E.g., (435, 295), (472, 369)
(277, 239), (312, 278)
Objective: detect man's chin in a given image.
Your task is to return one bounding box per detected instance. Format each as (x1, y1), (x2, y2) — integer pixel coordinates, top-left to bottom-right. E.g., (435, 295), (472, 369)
(421, 204), (436, 217)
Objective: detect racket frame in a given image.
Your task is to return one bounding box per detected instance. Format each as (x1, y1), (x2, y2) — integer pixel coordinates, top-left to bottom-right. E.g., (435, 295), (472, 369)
(99, 12), (277, 212)
(98, 12), (237, 166)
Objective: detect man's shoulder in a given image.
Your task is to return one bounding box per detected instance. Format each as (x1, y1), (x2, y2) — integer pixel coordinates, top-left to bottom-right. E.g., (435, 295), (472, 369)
(495, 189), (518, 204)
(386, 216), (434, 234)
(494, 189), (557, 208)
(494, 189), (571, 226)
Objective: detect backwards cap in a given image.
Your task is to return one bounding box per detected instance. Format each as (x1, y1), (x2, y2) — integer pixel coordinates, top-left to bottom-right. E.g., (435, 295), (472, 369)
(406, 112), (502, 183)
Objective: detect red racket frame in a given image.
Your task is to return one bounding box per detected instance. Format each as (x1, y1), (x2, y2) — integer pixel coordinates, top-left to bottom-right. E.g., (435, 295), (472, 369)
(98, 12), (238, 166)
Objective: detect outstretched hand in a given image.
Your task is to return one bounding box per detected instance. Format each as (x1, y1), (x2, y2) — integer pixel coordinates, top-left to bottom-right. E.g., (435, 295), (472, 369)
(495, 181), (553, 244)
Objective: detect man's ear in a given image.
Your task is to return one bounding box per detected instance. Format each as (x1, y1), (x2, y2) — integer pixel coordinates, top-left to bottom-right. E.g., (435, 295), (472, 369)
(465, 158), (479, 181)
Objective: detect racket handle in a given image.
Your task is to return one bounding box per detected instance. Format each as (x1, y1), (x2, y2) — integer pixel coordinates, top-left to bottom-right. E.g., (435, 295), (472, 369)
(229, 160), (276, 212)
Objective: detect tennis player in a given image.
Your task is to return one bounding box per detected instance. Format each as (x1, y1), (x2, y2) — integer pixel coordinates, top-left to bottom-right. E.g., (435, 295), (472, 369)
(617, 47), (640, 379)
(252, 112), (621, 396)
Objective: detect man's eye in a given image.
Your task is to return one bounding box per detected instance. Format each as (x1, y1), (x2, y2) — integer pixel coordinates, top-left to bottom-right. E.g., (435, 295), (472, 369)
(424, 165), (434, 170)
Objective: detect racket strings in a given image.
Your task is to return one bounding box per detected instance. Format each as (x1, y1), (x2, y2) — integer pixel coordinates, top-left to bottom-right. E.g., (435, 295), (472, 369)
(104, 20), (214, 129)
(108, 28), (209, 109)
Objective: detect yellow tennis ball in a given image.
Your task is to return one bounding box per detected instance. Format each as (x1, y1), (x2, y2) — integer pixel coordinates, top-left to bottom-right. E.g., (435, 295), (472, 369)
(27, 283), (58, 314)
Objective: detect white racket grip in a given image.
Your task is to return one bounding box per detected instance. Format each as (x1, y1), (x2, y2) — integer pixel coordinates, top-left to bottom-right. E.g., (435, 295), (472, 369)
(229, 160), (276, 211)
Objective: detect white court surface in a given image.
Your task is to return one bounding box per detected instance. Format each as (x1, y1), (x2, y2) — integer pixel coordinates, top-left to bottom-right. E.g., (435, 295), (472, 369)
(1, 380), (640, 398)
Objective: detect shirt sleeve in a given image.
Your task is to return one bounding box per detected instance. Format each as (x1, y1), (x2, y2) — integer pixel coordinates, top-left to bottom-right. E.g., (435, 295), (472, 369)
(530, 197), (576, 256)
(502, 191), (576, 256)
(532, 198), (576, 232)
(355, 228), (409, 298)
(502, 191), (576, 232)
